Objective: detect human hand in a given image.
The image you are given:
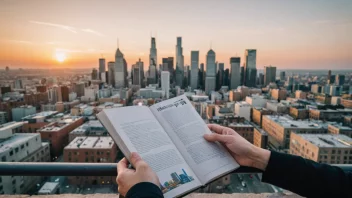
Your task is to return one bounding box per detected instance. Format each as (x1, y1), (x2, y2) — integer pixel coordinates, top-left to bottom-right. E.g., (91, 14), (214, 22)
(204, 124), (270, 171)
(116, 152), (160, 196)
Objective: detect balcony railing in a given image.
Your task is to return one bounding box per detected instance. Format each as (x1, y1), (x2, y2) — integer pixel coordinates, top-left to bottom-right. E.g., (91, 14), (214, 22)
(0, 162), (351, 176)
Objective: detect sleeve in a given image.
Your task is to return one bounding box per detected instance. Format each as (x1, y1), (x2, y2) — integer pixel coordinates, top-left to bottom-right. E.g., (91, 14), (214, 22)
(125, 182), (164, 198)
(262, 151), (352, 198)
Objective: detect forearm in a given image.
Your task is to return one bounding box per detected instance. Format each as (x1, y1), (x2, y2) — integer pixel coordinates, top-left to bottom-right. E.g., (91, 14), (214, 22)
(261, 151), (352, 197)
(125, 182), (164, 198)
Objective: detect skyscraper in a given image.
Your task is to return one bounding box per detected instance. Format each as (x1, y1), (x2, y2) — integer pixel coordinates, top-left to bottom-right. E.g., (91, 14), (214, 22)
(175, 37), (184, 88)
(230, 57), (241, 89)
(205, 49), (216, 94)
(280, 71), (286, 81)
(136, 59), (144, 87)
(132, 64), (141, 86)
(244, 49), (257, 87)
(264, 66), (277, 86)
(199, 63), (205, 89)
(98, 58), (106, 80)
(224, 68), (230, 86)
(335, 74), (345, 86)
(91, 68), (98, 80)
(217, 63), (224, 89)
(190, 51), (199, 90)
(108, 61), (115, 86)
(114, 48), (125, 88)
(161, 71), (170, 99)
(149, 37), (157, 84)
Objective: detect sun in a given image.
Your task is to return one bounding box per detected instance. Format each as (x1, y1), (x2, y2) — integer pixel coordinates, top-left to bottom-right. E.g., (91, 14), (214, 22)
(55, 51), (66, 63)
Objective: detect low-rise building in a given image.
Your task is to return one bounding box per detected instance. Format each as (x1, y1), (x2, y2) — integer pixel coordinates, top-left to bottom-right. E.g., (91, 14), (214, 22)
(262, 115), (328, 151)
(290, 133), (352, 164)
(0, 133), (50, 194)
(266, 100), (288, 114)
(63, 136), (118, 185)
(245, 95), (267, 108)
(228, 123), (254, 143)
(315, 94), (331, 105)
(37, 116), (84, 158)
(344, 116), (352, 127)
(295, 90), (307, 99)
(309, 109), (352, 122)
(0, 111), (8, 124)
(253, 125), (268, 149)
(271, 89), (287, 101)
(289, 106), (309, 120)
(235, 102), (251, 121)
(11, 106), (36, 121)
(327, 123), (352, 138)
(69, 120), (108, 142)
(252, 107), (271, 127)
(38, 182), (59, 195)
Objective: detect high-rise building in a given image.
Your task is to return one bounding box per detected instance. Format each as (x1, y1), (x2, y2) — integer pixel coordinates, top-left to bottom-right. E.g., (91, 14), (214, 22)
(335, 74), (345, 86)
(205, 49), (216, 94)
(149, 37), (157, 84)
(280, 71), (286, 81)
(328, 70), (332, 82)
(217, 63), (224, 89)
(132, 59), (144, 87)
(161, 71), (170, 99)
(61, 86), (69, 102)
(91, 68), (98, 80)
(240, 66), (244, 86)
(137, 59), (144, 87)
(258, 73), (264, 85)
(224, 68), (230, 86)
(175, 37), (184, 88)
(230, 57), (241, 89)
(244, 49), (257, 87)
(190, 51), (199, 90)
(74, 82), (85, 97)
(114, 48), (126, 88)
(99, 58), (106, 80)
(199, 63), (205, 89)
(329, 75), (336, 84)
(107, 61), (115, 86)
(264, 66), (277, 86)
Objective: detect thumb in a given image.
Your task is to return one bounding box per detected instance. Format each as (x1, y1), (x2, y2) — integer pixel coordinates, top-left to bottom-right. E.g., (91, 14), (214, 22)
(204, 133), (230, 144)
(130, 152), (147, 169)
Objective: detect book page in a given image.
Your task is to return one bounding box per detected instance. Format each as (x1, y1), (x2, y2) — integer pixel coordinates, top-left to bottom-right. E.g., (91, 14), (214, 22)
(150, 95), (239, 184)
(97, 106), (201, 198)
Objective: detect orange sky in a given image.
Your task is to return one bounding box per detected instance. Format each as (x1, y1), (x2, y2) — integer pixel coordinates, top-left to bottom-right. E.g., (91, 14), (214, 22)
(0, 0), (351, 70)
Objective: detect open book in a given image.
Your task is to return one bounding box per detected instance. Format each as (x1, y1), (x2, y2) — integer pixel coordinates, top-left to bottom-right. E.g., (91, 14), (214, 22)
(97, 95), (239, 198)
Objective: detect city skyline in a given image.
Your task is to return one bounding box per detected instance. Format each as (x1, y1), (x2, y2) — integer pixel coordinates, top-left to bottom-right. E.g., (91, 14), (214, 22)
(0, 0), (351, 69)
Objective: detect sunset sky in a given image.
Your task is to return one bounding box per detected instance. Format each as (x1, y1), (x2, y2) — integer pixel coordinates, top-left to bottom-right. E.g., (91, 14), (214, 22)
(0, 0), (351, 70)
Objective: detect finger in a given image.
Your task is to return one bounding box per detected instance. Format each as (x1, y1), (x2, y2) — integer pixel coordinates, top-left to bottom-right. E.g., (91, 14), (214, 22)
(208, 124), (234, 135)
(130, 152), (148, 169)
(204, 133), (231, 143)
(117, 157), (129, 175)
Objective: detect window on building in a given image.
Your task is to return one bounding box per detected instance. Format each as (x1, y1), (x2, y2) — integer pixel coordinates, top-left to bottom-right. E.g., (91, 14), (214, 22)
(26, 142), (28, 147)
(9, 150), (13, 156)
(0, 185), (2, 191)
(337, 150), (341, 154)
(49, 134), (52, 138)
(332, 150), (336, 154)
(15, 148), (19, 153)
(20, 145), (24, 149)
(68, 158), (71, 162)
(12, 179), (16, 185)
(331, 156), (335, 160)
(85, 152), (88, 155)
(85, 158), (88, 162)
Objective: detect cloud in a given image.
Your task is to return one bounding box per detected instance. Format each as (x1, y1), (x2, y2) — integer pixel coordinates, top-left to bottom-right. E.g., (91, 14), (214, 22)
(29, 20), (77, 33)
(29, 21), (105, 37)
(81, 29), (105, 37)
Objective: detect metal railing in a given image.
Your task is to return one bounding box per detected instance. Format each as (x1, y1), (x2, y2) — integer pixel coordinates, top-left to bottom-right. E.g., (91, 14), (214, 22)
(0, 162), (351, 176)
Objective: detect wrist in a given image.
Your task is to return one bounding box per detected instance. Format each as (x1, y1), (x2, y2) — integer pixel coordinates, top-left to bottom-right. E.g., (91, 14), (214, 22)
(249, 146), (271, 171)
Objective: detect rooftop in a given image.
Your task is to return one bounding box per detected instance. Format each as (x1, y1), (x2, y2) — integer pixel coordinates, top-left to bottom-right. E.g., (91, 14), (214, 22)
(264, 115), (328, 129)
(22, 111), (58, 120)
(65, 136), (114, 149)
(297, 134), (352, 148)
(38, 182), (59, 194)
(0, 133), (40, 153)
(39, 117), (82, 132)
(229, 123), (253, 127)
(0, 121), (24, 131)
(328, 123), (352, 130)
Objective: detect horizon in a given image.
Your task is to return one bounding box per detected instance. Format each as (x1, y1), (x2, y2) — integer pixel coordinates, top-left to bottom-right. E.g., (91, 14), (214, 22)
(0, 0), (351, 69)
